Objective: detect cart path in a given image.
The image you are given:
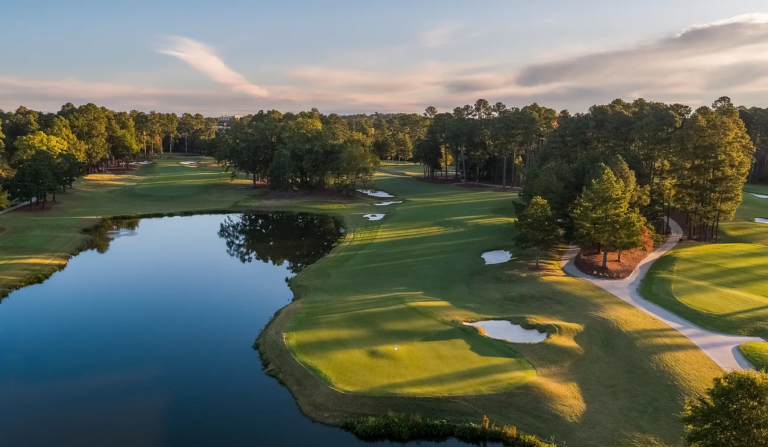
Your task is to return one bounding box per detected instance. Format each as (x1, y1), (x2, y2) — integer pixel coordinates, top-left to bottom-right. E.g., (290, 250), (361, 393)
(561, 219), (764, 370)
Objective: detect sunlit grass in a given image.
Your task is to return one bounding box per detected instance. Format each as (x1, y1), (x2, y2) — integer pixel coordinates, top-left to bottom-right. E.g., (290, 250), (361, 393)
(642, 243), (768, 337)
(740, 342), (768, 370)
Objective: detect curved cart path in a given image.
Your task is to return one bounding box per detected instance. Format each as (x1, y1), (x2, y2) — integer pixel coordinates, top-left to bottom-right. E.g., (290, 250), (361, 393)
(561, 219), (764, 370)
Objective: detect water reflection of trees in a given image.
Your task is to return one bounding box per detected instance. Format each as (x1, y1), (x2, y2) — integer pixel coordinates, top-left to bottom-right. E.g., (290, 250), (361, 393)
(218, 213), (343, 273)
(84, 218), (140, 254)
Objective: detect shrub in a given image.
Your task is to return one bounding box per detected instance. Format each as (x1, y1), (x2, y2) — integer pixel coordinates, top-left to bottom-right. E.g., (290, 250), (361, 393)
(343, 414), (556, 447)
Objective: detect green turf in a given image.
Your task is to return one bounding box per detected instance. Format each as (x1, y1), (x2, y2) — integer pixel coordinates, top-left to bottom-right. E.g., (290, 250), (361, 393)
(720, 183), (768, 247)
(0, 159), (725, 446)
(642, 184), (768, 338)
(740, 342), (768, 371)
(641, 243), (768, 337)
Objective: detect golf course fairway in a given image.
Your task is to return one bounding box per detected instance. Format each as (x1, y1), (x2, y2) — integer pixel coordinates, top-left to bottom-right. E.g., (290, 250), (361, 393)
(0, 160), (727, 446)
(642, 183), (768, 342)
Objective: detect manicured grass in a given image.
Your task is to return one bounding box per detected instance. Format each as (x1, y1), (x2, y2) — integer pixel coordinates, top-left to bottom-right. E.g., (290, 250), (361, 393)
(641, 243), (768, 338)
(265, 166), (722, 446)
(720, 184), (768, 247)
(740, 342), (768, 371)
(642, 184), (768, 339)
(0, 160), (725, 446)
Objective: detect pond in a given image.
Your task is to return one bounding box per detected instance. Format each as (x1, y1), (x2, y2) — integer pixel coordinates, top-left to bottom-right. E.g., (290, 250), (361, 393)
(0, 214), (469, 447)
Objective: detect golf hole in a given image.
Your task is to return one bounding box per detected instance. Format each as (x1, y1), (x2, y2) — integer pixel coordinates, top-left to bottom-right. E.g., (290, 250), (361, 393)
(357, 189), (394, 198)
(465, 320), (547, 343)
(482, 250), (514, 264)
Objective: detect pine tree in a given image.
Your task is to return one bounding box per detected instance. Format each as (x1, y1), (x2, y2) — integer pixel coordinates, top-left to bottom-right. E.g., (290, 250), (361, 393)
(573, 165), (645, 267)
(514, 196), (561, 268)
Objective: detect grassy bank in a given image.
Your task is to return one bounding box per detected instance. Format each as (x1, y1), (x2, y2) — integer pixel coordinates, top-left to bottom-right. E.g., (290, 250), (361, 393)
(0, 160), (723, 446)
(0, 156), (368, 298)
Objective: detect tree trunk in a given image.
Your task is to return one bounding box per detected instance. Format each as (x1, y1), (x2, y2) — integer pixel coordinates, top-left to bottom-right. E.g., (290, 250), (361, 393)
(715, 217), (720, 243)
(253, 172), (257, 187)
(461, 147), (467, 184)
(502, 152), (507, 191)
(475, 165), (479, 185)
(618, 250), (622, 263)
(602, 249), (608, 268)
(535, 248), (540, 268)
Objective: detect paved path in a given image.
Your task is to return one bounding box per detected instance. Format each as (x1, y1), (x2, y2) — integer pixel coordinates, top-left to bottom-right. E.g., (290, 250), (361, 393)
(561, 219), (764, 370)
(0, 200), (32, 216)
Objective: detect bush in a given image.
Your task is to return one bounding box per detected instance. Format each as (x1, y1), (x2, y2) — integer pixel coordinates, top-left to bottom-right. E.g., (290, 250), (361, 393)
(343, 414), (556, 447)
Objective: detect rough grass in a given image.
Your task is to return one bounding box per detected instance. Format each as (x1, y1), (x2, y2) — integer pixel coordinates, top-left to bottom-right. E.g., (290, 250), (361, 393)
(740, 342), (768, 371)
(0, 160), (724, 446)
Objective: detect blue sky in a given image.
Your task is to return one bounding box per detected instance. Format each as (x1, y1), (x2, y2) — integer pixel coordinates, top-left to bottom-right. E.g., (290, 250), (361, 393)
(2, 1), (768, 114)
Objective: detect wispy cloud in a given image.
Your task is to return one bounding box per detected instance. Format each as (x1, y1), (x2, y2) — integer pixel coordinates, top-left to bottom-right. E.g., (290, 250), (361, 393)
(419, 22), (463, 48)
(157, 36), (269, 97)
(515, 13), (768, 99)
(5, 14), (768, 115)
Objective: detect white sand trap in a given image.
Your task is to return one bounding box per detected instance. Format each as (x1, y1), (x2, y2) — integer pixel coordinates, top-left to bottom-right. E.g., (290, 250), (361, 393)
(751, 193), (768, 199)
(179, 161), (198, 165)
(482, 250), (514, 264)
(756, 218), (768, 224)
(375, 201), (403, 206)
(465, 320), (547, 343)
(363, 214), (386, 221)
(129, 161), (153, 165)
(357, 189), (394, 198)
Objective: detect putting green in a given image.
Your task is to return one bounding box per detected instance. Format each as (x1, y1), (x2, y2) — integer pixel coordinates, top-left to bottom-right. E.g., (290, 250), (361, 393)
(642, 242), (768, 337)
(288, 297), (535, 396)
(643, 184), (768, 338)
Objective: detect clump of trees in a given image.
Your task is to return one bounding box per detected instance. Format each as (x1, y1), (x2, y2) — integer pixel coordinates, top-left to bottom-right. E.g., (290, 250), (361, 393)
(682, 370), (768, 447)
(0, 103), (222, 209)
(522, 97), (754, 242)
(215, 109), (378, 194)
(412, 100), (557, 187)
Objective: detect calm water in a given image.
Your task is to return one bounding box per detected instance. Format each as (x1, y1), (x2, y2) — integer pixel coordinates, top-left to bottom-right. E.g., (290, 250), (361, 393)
(0, 214), (469, 447)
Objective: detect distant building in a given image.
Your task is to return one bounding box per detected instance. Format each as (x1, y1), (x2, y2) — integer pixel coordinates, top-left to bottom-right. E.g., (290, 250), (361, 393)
(217, 115), (242, 131)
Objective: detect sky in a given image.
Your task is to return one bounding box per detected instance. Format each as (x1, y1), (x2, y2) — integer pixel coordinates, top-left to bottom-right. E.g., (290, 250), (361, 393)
(2, 0), (768, 115)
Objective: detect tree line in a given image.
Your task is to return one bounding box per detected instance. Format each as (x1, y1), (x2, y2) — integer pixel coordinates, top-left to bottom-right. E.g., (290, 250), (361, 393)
(0, 104), (218, 208)
(214, 109), (379, 194)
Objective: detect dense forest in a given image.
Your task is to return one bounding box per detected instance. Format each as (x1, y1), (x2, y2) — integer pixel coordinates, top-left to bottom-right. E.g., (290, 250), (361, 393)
(0, 98), (761, 246)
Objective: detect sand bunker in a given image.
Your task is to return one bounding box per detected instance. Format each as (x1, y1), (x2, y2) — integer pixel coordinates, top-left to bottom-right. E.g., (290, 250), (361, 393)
(129, 161), (153, 165)
(179, 161), (198, 165)
(482, 250), (514, 264)
(363, 214), (385, 221)
(357, 189), (394, 198)
(375, 201), (403, 206)
(756, 218), (768, 224)
(465, 320), (547, 343)
(752, 193), (768, 199)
